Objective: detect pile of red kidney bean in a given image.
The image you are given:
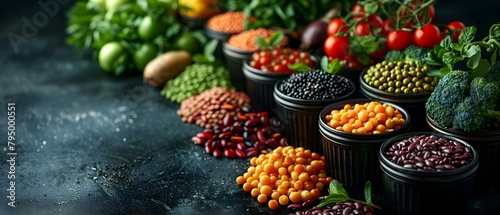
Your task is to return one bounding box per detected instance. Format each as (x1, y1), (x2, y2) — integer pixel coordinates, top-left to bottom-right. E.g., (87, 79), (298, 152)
(289, 200), (375, 215)
(191, 110), (289, 158)
(385, 134), (474, 171)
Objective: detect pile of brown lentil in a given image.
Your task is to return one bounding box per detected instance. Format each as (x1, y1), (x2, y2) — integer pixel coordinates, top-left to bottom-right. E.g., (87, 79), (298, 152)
(177, 87), (251, 128)
(227, 28), (287, 52)
(206, 11), (246, 34)
(363, 61), (440, 94)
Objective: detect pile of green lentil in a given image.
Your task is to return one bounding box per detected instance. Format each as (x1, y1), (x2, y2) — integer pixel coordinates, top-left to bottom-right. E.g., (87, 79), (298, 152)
(362, 61), (440, 94)
(161, 63), (233, 103)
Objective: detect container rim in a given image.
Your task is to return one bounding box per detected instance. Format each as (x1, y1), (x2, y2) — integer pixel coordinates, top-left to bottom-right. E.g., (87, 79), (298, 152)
(318, 98), (412, 138)
(359, 68), (432, 98)
(222, 42), (255, 54)
(204, 23), (241, 36)
(379, 132), (479, 180)
(273, 74), (356, 104)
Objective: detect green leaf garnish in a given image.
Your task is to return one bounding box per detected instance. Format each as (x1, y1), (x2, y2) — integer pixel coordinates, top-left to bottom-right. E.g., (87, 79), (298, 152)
(319, 180), (381, 210)
(288, 63), (312, 72)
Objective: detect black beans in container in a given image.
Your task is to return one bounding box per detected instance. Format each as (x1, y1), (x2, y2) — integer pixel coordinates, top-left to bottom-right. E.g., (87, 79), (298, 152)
(385, 134), (474, 171)
(278, 69), (354, 100)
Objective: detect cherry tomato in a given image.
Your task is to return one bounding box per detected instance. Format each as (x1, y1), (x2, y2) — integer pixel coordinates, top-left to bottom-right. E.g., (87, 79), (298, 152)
(383, 18), (395, 34)
(414, 23), (441, 48)
(447, 21), (466, 42)
(367, 14), (384, 34)
(352, 4), (366, 19)
(327, 18), (347, 36)
(355, 21), (371, 36)
(386, 30), (414, 50)
(323, 36), (350, 59)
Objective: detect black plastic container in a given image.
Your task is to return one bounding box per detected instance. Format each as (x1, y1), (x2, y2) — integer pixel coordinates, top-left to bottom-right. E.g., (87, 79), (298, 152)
(359, 69), (431, 131)
(273, 77), (355, 154)
(242, 55), (319, 112)
(318, 99), (411, 190)
(379, 132), (479, 215)
(222, 42), (253, 91)
(427, 115), (500, 193)
(204, 25), (235, 63)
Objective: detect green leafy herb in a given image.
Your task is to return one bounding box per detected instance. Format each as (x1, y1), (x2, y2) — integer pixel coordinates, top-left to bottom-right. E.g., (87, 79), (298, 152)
(426, 24), (500, 78)
(318, 179), (381, 210)
(193, 39), (221, 65)
(288, 63), (313, 72)
(321, 56), (345, 75)
(254, 31), (285, 50)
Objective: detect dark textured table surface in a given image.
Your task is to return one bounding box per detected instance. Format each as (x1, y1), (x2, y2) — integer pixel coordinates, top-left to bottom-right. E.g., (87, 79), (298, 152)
(1, 1), (500, 215)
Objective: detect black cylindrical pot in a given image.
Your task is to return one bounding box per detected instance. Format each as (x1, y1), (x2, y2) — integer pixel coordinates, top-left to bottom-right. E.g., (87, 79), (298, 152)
(273, 77), (355, 154)
(222, 42), (253, 92)
(359, 69), (432, 132)
(427, 115), (500, 193)
(318, 99), (411, 190)
(380, 132), (479, 215)
(242, 55), (319, 113)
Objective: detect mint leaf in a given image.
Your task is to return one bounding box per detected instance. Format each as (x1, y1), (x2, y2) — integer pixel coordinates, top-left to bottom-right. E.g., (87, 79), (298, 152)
(364, 181), (372, 204)
(458, 26), (477, 44)
(318, 194), (350, 208)
(321, 56), (329, 71)
(464, 44), (480, 58)
(255, 36), (268, 50)
(268, 31), (284, 47)
(467, 46), (481, 69)
(329, 180), (349, 198)
(288, 63), (312, 72)
(439, 36), (452, 49)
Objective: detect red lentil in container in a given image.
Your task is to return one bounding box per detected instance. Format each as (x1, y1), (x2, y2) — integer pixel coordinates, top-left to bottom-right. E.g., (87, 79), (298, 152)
(227, 28), (287, 52)
(206, 11), (246, 34)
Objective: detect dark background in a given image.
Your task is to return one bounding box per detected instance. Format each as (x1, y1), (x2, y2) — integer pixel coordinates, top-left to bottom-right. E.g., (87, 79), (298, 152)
(1, 1), (500, 215)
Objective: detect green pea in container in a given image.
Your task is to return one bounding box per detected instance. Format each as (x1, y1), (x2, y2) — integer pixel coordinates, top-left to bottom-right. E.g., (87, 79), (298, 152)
(359, 69), (432, 132)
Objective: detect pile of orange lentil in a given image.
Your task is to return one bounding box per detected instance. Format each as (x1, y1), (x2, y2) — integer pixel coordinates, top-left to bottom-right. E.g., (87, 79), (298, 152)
(324, 101), (406, 134)
(206, 11), (246, 34)
(227, 28), (287, 52)
(235, 146), (332, 210)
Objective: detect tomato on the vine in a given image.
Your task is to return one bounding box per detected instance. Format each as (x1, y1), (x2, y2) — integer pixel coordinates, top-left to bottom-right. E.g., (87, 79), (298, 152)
(386, 30), (414, 50)
(355, 21), (371, 36)
(367, 14), (385, 34)
(352, 4), (366, 19)
(447, 21), (466, 42)
(382, 18), (395, 34)
(323, 35), (350, 60)
(398, 2), (435, 24)
(327, 18), (347, 36)
(414, 23), (441, 48)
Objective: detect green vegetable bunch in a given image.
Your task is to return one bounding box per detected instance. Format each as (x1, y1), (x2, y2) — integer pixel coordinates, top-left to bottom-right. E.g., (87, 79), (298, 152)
(237, 0), (349, 31)
(66, 0), (205, 75)
(425, 23), (500, 132)
(384, 44), (430, 65)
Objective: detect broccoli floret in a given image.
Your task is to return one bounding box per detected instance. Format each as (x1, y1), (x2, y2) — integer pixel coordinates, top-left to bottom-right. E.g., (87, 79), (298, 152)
(452, 97), (485, 132)
(425, 70), (471, 128)
(403, 45), (429, 63)
(384, 50), (404, 62)
(470, 77), (500, 110)
(484, 60), (500, 84)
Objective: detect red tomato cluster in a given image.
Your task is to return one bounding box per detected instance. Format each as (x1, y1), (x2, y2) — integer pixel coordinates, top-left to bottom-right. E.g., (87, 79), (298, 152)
(249, 48), (314, 73)
(323, 2), (466, 66)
